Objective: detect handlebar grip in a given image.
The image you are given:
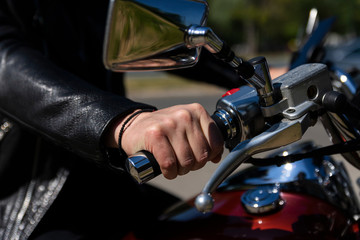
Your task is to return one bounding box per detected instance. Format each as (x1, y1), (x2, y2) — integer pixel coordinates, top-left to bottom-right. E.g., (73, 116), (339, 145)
(125, 114), (229, 184)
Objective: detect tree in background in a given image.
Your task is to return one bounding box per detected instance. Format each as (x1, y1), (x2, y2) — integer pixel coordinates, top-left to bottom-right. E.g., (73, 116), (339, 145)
(207, 0), (360, 56)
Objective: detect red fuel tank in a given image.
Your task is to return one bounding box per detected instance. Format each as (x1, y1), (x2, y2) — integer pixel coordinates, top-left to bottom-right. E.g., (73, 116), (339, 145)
(123, 189), (359, 240)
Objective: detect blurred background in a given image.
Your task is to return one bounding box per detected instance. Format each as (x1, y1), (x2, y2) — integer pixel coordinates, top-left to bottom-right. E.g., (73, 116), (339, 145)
(126, 0), (360, 95)
(206, 0), (359, 59)
(124, 0), (360, 200)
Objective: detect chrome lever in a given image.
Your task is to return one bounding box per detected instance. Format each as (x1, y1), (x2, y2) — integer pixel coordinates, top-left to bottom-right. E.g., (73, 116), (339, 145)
(194, 113), (313, 213)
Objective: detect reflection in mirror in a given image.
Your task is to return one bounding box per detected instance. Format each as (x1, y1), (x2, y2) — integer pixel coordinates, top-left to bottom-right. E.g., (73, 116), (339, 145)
(103, 0), (209, 71)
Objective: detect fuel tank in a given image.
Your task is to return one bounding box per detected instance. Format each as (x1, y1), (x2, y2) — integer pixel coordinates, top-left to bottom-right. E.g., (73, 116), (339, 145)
(124, 142), (360, 239)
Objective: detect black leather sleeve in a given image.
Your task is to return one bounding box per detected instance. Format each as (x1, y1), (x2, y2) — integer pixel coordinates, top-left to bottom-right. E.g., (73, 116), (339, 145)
(0, 7), (155, 163)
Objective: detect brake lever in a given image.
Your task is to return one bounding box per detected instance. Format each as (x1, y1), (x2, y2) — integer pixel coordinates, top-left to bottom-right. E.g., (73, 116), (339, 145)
(194, 113), (313, 213)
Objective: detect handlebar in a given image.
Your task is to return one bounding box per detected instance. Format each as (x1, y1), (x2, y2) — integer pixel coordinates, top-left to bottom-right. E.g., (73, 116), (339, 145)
(125, 63), (360, 213)
(125, 63), (336, 187)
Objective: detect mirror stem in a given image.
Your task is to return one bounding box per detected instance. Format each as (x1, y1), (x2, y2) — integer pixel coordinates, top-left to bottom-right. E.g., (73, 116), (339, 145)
(185, 25), (254, 80)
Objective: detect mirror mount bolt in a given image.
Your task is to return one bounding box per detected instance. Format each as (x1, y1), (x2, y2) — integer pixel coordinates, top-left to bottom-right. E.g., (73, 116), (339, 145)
(248, 56), (275, 107)
(186, 25), (246, 69)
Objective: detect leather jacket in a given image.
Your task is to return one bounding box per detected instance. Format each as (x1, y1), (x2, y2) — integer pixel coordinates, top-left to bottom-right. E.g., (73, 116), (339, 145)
(0, 0), (158, 239)
(0, 0), (243, 239)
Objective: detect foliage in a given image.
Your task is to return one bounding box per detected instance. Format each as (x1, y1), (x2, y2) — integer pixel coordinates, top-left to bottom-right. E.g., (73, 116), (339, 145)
(206, 0), (360, 54)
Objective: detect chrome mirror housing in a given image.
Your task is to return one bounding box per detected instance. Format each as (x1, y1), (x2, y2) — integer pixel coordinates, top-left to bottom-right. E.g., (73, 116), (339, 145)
(103, 0), (209, 71)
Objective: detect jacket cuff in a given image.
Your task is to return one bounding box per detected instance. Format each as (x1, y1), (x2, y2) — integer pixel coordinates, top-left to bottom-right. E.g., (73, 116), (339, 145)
(99, 106), (157, 172)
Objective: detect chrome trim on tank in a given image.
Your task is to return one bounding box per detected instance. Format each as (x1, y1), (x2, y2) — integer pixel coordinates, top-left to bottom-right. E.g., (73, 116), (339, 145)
(241, 185), (285, 214)
(218, 141), (360, 218)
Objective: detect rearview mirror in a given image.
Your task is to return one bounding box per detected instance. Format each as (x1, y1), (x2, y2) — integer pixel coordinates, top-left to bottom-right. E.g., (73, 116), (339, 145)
(103, 0), (209, 71)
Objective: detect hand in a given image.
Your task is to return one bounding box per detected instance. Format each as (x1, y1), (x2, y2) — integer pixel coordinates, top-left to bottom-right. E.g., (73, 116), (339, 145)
(109, 104), (224, 179)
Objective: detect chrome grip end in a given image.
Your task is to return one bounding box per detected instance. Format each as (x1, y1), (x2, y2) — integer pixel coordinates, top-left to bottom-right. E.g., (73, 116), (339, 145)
(125, 151), (161, 184)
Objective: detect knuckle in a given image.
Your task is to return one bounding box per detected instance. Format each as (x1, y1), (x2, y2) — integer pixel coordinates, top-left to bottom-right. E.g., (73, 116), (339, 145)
(181, 157), (194, 168)
(145, 125), (164, 140)
(189, 150), (209, 171)
(160, 158), (175, 171)
(190, 102), (202, 110)
(155, 152), (178, 180)
(193, 152), (209, 170)
(191, 103), (206, 114)
(198, 150), (210, 163)
(162, 117), (177, 129)
(161, 159), (177, 180)
(175, 109), (192, 122)
(160, 159), (172, 169)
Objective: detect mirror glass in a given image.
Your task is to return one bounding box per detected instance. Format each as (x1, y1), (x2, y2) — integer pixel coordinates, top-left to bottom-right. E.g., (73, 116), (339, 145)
(103, 0), (208, 71)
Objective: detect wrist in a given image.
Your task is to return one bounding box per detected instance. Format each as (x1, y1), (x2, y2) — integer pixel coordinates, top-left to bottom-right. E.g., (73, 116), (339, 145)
(117, 109), (154, 154)
(104, 109), (142, 149)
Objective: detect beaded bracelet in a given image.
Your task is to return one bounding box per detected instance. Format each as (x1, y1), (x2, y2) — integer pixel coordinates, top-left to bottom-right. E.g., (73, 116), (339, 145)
(118, 109), (154, 156)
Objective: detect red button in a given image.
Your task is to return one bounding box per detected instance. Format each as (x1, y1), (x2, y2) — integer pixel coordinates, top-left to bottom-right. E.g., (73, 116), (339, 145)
(222, 88), (240, 97)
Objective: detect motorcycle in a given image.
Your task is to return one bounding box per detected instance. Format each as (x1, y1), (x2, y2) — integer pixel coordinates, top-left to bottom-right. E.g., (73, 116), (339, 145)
(103, 0), (360, 239)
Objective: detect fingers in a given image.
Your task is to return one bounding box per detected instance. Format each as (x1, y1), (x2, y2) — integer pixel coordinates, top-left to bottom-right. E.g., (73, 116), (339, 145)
(121, 103), (224, 179)
(163, 103), (223, 176)
(143, 110), (196, 178)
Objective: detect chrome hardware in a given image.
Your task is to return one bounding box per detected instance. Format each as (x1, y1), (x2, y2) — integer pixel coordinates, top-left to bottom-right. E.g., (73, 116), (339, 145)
(319, 111), (360, 169)
(261, 63), (333, 120)
(216, 63), (331, 150)
(195, 64), (331, 213)
(217, 141), (360, 218)
(195, 113), (312, 213)
(241, 185), (284, 215)
(216, 85), (264, 149)
(104, 1), (256, 84)
(194, 193), (214, 213)
(186, 26), (223, 54)
(248, 57), (274, 106)
(185, 25), (242, 69)
(103, 0), (208, 71)
(213, 109), (238, 140)
(125, 151), (161, 184)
